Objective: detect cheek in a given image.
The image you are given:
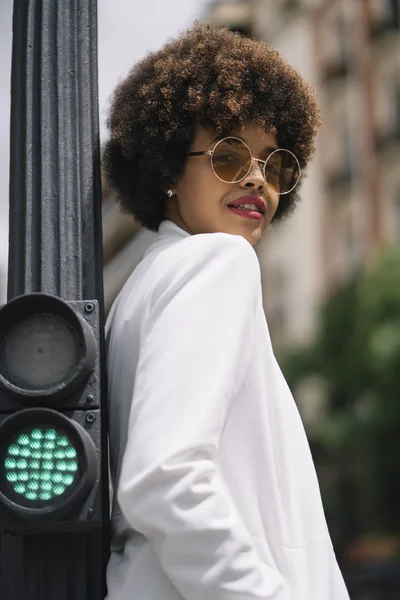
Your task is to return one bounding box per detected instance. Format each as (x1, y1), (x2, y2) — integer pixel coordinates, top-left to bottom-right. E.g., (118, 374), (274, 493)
(177, 163), (210, 197)
(180, 171), (227, 212)
(270, 193), (280, 218)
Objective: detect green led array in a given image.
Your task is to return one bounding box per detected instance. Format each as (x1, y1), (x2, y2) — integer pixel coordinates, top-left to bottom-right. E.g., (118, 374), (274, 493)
(3, 427), (79, 502)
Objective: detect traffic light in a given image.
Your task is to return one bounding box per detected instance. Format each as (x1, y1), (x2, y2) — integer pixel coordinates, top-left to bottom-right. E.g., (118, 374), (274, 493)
(0, 293), (102, 533)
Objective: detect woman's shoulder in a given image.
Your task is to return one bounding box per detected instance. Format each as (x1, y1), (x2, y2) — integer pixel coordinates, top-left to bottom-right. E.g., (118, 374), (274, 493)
(153, 231), (260, 279)
(141, 232), (261, 311)
(110, 231), (262, 331)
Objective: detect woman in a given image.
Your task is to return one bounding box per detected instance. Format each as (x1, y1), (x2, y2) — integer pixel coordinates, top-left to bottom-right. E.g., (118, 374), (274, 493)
(103, 23), (350, 600)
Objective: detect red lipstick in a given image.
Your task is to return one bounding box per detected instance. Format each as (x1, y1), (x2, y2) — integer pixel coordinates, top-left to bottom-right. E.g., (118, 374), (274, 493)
(227, 195), (266, 220)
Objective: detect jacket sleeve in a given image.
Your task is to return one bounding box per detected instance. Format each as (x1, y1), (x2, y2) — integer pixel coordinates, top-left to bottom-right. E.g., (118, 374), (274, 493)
(117, 233), (285, 600)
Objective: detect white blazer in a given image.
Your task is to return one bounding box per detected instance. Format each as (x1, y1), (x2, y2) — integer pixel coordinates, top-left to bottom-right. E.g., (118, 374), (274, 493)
(105, 220), (350, 600)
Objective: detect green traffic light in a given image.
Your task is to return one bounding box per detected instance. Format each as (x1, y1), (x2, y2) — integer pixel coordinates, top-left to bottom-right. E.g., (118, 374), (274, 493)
(4, 427), (79, 502)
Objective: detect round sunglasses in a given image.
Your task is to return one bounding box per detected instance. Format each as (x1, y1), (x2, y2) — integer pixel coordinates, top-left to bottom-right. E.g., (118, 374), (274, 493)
(187, 136), (301, 195)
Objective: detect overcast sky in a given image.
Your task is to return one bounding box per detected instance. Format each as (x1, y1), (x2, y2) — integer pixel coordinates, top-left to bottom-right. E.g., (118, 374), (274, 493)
(0, 0), (209, 301)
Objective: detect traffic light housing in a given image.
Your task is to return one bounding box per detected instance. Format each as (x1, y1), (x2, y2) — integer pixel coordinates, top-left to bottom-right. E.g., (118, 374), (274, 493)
(0, 293), (102, 533)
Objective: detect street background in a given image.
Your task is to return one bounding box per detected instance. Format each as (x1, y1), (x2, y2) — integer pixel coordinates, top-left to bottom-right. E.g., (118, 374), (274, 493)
(1, 1), (400, 598)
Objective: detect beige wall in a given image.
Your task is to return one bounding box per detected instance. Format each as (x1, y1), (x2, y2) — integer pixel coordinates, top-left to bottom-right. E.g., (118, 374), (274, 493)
(253, 3), (325, 348)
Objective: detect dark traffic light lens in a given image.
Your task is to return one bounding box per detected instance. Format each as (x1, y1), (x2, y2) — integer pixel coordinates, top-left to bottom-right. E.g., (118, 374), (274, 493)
(1, 313), (81, 390)
(0, 294), (96, 404)
(4, 426), (79, 502)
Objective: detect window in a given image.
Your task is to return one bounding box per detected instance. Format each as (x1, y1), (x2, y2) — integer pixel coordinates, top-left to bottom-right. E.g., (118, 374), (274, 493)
(371, 0), (400, 35)
(386, 0), (400, 26)
(327, 118), (354, 190)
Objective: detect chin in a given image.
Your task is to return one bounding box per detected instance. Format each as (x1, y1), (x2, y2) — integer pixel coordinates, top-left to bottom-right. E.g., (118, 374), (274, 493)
(233, 231), (258, 247)
(238, 224), (265, 247)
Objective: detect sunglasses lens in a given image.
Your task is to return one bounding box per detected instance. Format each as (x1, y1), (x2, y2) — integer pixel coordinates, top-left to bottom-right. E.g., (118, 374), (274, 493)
(265, 150), (300, 194)
(211, 138), (251, 183)
(210, 139), (300, 193)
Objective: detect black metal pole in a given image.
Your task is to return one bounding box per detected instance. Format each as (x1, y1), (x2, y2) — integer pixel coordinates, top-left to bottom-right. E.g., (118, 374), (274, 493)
(7, 0), (104, 302)
(2, 1), (109, 598)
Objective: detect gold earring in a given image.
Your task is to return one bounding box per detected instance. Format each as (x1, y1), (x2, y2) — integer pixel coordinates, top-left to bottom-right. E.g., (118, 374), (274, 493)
(166, 189), (173, 198)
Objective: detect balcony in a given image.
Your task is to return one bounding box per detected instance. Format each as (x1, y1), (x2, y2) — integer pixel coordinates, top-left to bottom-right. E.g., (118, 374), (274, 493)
(371, 15), (400, 41)
(326, 163), (354, 192)
(375, 126), (400, 153)
(206, 0), (253, 34)
(282, 0), (301, 13)
(322, 57), (350, 85)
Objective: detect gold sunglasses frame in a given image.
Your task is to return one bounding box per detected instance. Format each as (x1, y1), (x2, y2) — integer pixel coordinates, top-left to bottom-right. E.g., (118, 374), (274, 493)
(187, 136), (301, 195)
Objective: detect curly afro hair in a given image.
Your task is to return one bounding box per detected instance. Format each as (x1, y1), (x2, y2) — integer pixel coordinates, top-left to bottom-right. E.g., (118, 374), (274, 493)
(103, 22), (321, 231)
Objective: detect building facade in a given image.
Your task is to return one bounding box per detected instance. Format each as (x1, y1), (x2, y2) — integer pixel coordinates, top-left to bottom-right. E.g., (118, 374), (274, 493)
(205, 0), (400, 350)
(102, 0), (400, 349)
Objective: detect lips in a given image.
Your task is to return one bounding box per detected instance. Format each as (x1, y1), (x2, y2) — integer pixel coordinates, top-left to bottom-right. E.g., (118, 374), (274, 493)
(227, 195), (266, 215)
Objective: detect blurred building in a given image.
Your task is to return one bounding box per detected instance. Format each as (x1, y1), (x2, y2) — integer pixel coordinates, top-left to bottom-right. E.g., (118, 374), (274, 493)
(102, 0), (400, 343)
(205, 0), (400, 350)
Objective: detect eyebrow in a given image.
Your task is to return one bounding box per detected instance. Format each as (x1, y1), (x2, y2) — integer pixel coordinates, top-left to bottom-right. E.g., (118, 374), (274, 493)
(210, 133), (278, 153)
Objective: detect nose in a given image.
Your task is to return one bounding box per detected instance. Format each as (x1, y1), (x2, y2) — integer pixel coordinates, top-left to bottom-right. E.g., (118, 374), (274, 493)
(240, 158), (266, 192)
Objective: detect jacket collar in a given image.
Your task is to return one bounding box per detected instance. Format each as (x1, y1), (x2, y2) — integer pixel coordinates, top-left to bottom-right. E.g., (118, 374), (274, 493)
(143, 220), (191, 260)
(157, 219), (191, 241)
